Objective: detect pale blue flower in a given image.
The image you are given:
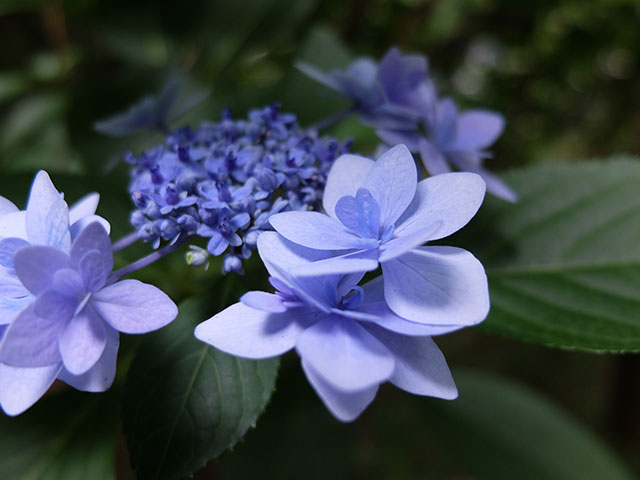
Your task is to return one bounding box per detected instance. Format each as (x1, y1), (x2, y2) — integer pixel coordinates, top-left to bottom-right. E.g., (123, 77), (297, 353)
(0, 173), (177, 416)
(269, 145), (490, 326)
(0, 171), (110, 326)
(195, 232), (458, 422)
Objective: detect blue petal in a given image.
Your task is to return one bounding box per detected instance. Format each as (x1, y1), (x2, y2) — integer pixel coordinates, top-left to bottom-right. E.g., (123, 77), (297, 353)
(432, 98), (458, 147)
(394, 172), (486, 241)
(448, 154), (518, 202)
(240, 291), (287, 313)
(0, 363), (62, 416)
(418, 138), (452, 176)
(34, 290), (78, 323)
(356, 276), (461, 336)
(195, 303), (319, 359)
(78, 251), (109, 293)
(59, 307), (107, 375)
(0, 237), (29, 269)
(59, 324), (119, 392)
(70, 222), (113, 275)
(13, 246), (71, 295)
(270, 211), (377, 251)
(375, 129), (422, 151)
(302, 359), (378, 422)
(207, 231), (229, 256)
(365, 324), (458, 398)
(0, 295), (32, 326)
(295, 315), (394, 392)
(69, 215), (111, 240)
(450, 110), (504, 152)
(91, 279), (177, 334)
(379, 221), (442, 262)
(295, 61), (343, 92)
(0, 305), (64, 367)
(382, 246), (490, 325)
(322, 154), (374, 220)
(290, 249), (379, 278)
(363, 144), (417, 229)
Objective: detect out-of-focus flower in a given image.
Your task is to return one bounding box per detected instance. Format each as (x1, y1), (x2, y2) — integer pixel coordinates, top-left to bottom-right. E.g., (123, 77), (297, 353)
(377, 98), (517, 202)
(299, 47), (516, 201)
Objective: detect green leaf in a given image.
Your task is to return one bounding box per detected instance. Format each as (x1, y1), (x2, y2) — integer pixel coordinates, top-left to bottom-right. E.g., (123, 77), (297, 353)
(419, 369), (634, 480)
(122, 294), (280, 480)
(460, 158), (640, 351)
(0, 390), (117, 480)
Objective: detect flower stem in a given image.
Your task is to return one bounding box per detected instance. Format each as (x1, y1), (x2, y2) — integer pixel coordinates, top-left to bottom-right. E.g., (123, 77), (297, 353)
(112, 231), (139, 252)
(108, 235), (190, 283)
(308, 107), (356, 131)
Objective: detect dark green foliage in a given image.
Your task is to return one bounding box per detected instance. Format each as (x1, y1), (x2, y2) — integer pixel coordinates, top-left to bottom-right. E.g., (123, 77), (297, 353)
(0, 390), (117, 480)
(454, 158), (640, 351)
(122, 295), (279, 480)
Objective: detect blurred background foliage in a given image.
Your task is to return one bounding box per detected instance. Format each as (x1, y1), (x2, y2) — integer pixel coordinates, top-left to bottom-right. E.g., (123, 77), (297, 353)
(0, 0), (639, 478)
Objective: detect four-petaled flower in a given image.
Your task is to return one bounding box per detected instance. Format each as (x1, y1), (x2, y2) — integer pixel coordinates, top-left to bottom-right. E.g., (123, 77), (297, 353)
(195, 232), (459, 421)
(269, 144), (490, 327)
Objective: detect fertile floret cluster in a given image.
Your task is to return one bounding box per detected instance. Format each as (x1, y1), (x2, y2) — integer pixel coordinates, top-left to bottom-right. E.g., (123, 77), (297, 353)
(126, 104), (351, 273)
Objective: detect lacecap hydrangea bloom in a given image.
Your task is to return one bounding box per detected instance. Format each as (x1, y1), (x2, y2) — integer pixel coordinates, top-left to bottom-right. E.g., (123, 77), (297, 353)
(126, 104), (351, 273)
(299, 47), (517, 202)
(196, 145), (490, 421)
(195, 233), (462, 422)
(0, 172), (177, 416)
(270, 145), (490, 325)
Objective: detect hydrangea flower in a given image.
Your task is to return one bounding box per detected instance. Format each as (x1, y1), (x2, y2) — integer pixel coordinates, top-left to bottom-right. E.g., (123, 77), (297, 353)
(0, 171), (110, 325)
(195, 232), (460, 421)
(299, 47), (516, 202)
(0, 173), (177, 416)
(376, 98), (517, 202)
(126, 104), (351, 273)
(269, 145), (490, 326)
(297, 47), (432, 129)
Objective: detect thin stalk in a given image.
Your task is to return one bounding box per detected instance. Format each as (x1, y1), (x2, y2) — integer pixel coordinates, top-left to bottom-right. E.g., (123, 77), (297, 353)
(108, 236), (190, 284)
(112, 231), (139, 252)
(308, 107), (356, 131)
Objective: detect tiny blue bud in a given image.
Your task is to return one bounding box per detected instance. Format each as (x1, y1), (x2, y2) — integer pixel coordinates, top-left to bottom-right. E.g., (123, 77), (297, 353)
(222, 254), (243, 275)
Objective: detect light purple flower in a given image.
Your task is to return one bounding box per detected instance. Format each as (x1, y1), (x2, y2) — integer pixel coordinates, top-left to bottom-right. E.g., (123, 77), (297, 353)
(195, 232), (458, 421)
(0, 171), (110, 326)
(0, 222), (177, 415)
(0, 172), (177, 416)
(297, 49), (423, 130)
(269, 145), (490, 327)
(377, 98), (517, 202)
